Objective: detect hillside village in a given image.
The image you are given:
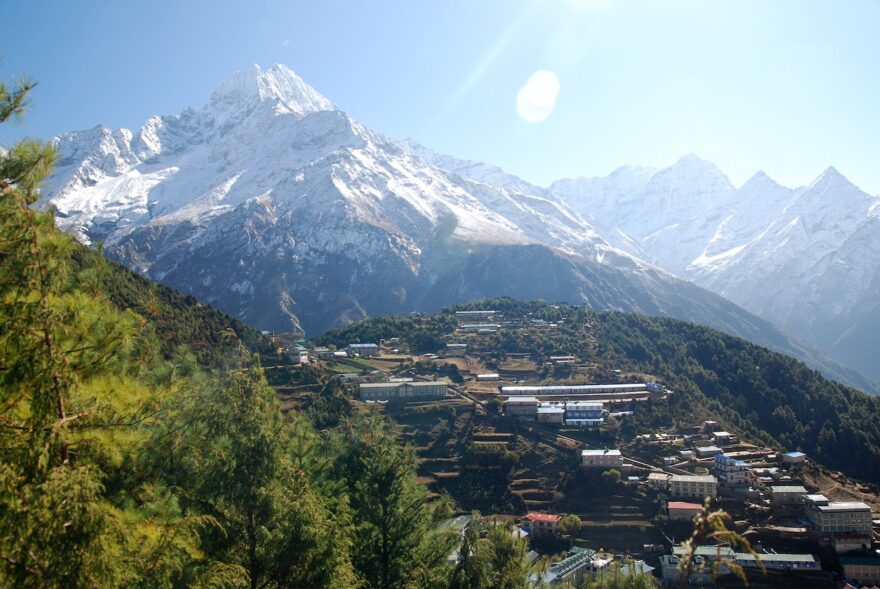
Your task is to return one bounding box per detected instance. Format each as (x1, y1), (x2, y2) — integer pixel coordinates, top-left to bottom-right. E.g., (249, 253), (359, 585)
(262, 303), (880, 588)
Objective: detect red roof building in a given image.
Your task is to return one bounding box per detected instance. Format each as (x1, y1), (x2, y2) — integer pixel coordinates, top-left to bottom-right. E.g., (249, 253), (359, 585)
(520, 512), (562, 536)
(668, 502), (703, 521)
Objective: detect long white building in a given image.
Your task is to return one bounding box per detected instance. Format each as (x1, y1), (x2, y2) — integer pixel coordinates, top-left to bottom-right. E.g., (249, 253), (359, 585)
(359, 381), (447, 401)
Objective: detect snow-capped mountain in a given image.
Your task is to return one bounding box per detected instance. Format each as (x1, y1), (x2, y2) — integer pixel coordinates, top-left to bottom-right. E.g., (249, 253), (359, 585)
(35, 64), (876, 392)
(551, 160), (880, 384)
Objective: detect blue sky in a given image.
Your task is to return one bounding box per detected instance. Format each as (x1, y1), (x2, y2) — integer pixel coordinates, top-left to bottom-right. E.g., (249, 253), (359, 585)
(1, 0), (878, 192)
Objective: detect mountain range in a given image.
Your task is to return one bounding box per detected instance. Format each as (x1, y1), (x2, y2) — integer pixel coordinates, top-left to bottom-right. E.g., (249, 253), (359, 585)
(551, 158), (880, 384)
(34, 64), (879, 392)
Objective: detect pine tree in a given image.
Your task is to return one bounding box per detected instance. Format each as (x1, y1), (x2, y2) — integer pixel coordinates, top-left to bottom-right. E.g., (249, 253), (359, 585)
(332, 411), (456, 589)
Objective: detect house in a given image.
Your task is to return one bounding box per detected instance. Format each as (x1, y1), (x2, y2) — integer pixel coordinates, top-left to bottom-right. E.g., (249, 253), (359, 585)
(804, 493), (829, 507)
(695, 445), (723, 458)
(503, 396), (539, 419)
(668, 475), (717, 500)
(712, 431), (735, 445)
(346, 343), (379, 357)
(519, 512), (561, 537)
(444, 343), (468, 355)
(736, 552), (819, 571)
(455, 310), (496, 321)
(548, 355), (577, 364)
(564, 401), (604, 428)
(312, 347), (333, 359)
(840, 556), (880, 586)
(714, 454), (750, 486)
(358, 381), (447, 401)
(537, 405), (565, 424)
(810, 501), (873, 553)
(782, 451), (807, 464)
(476, 373), (500, 382)
(529, 547), (595, 586)
(462, 323), (501, 332)
(647, 472), (670, 490)
(668, 501), (703, 521)
(679, 450), (695, 460)
(581, 448), (623, 469)
(770, 485), (807, 506)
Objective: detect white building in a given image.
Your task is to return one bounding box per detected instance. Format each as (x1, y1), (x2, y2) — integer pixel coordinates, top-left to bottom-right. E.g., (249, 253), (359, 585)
(347, 343), (379, 357)
(714, 454), (750, 486)
(770, 485), (807, 506)
(668, 501), (703, 521)
(695, 445), (722, 458)
(476, 373), (500, 382)
(668, 475), (718, 500)
(359, 381), (446, 401)
(782, 451), (807, 464)
(581, 449), (623, 469)
(811, 501), (872, 535)
(537, 405), (565, 424)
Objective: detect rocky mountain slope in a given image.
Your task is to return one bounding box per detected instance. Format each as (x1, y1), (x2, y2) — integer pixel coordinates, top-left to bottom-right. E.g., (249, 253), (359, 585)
(35, 64), (876, 392)
(551, 158), (880, 383)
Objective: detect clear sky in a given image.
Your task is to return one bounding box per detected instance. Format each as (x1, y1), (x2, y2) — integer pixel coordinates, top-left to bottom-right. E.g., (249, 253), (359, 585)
(1, 0), (878, 193)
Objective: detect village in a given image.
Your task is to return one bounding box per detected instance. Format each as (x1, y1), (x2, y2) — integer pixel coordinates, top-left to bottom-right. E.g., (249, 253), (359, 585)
(272, 308), (880, 588)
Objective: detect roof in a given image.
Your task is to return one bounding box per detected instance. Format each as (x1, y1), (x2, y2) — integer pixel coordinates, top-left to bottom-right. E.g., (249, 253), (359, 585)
(477, 373), (499, 378)
(566, 401), (604, 409)
(537, 406), (565, 414)
(501, 383), (648, 393)
(411, 381), (446, 387)
(648, 472), (669, 480)
(582, 449), (621, 457)
(673, 545), (735, 558)
(770, 485), (807, 493)
(816, 501), (871, 512)
(670, 474), (717, 484)
(736, 553), (816, 564)
(522, 512), (561, 523)
(695, 445), (722, 453)
(504, 396), (539, 403)
(348, 343), (377, 348)
(712, 431), (733, 437)
(669, 501), (703, 510)
(715, 454), (747, 466)
(840, 556), (880, 566)
(805, 494), (828, 502)
(784, 451), (806, 458)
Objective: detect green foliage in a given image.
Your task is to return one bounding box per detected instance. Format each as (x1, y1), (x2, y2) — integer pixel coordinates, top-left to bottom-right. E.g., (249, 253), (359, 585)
(313, 314), (457, 354)
(0, 78), (454, 588)
(584, 560), (657, 588)
(331, 411), (456, 588)
(602, 469), (622, 484)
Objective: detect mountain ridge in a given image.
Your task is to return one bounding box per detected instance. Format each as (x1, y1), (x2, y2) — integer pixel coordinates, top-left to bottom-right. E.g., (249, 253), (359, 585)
(35, 63), (879, 394)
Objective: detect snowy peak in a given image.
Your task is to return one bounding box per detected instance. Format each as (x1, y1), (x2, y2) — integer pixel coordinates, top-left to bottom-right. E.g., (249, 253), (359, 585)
(740, 170), (782, 192)
(648, 153), (734, 195)
(208, 64), (335, 118)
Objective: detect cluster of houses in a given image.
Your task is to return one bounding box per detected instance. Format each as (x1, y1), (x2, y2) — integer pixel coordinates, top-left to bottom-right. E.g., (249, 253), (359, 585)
(506, 398), (606, 428)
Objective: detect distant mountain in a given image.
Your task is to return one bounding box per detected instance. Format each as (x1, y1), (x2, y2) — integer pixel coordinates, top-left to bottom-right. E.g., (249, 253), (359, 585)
(551, 158), (880, 384)
(35, 64), (876, 393)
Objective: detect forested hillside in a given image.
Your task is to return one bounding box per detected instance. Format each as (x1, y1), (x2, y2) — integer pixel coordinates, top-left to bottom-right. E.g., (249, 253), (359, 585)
(71, 246), (279, 367)
(325, 298), (880, 485)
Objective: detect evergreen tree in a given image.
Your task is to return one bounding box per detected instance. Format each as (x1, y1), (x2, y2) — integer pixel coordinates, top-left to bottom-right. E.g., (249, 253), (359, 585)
(332, 411), (455, 589)
(448, 512), (488, 589)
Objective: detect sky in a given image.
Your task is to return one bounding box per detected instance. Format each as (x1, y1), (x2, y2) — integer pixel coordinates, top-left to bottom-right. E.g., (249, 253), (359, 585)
(1, 0), (878, 193)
